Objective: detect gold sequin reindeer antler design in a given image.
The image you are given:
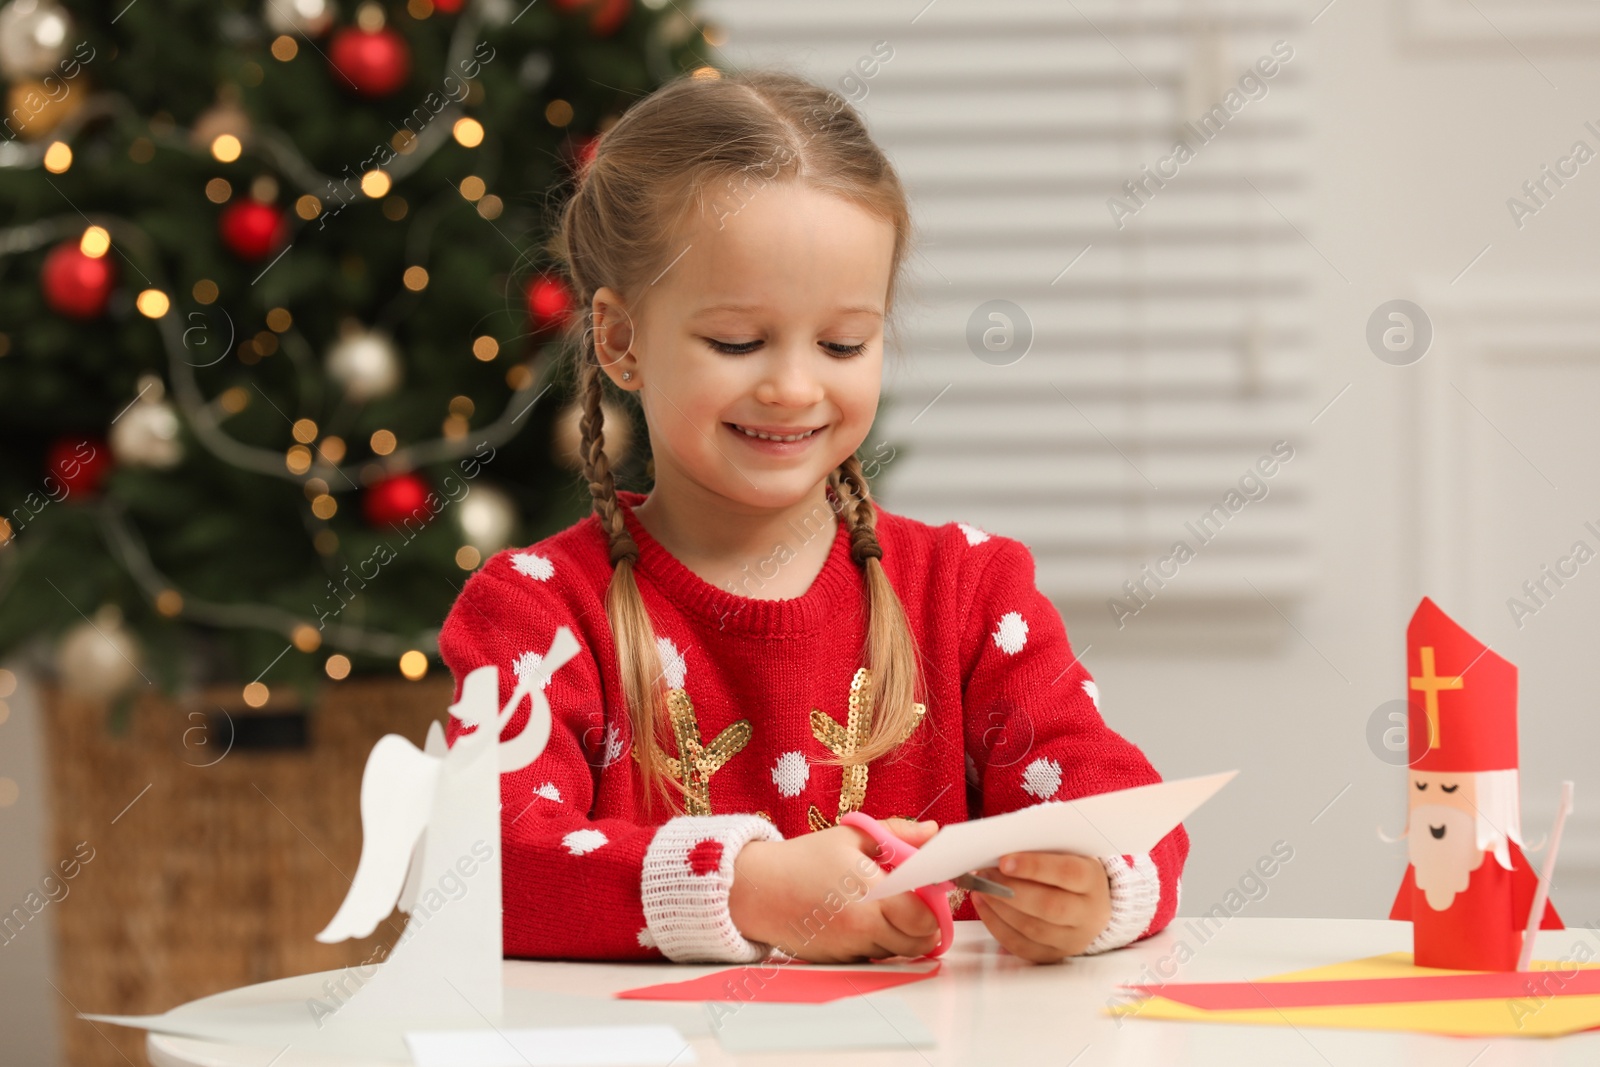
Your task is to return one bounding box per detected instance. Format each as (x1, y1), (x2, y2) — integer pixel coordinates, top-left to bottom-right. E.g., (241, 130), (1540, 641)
(808, 667), (926, 833)
(661, 689), (751, 816)
(632, 643), (752, 816)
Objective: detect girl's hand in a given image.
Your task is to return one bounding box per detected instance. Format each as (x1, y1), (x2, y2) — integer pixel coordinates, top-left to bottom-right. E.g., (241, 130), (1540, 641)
(968, 852), (1112, 963)
(730, 818), (944, 963)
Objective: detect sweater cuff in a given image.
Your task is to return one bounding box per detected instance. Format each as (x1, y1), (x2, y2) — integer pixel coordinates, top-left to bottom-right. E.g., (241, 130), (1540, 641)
(1081, 852), (1161, 955)
(641, 814), (784, 963)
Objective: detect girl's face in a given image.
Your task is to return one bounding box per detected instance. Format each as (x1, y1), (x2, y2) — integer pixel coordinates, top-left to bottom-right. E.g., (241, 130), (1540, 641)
(594, 181), (896, 513)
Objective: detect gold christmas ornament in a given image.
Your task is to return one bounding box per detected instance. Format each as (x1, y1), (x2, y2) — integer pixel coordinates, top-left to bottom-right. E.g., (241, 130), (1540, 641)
(109, 374), (183, 468)
(5, 76), (83, 140)
(326, 323), (403, 401)
(0, 0), (71, 79)
(456, 481), (517, 554)
(55, 604), (143, 702)
(263, 0), (333, 36)
(189, 99), (251, 155)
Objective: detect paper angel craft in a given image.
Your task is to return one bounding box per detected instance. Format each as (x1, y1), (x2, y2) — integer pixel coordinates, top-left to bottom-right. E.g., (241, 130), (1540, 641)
(79, 627), (589, 1061)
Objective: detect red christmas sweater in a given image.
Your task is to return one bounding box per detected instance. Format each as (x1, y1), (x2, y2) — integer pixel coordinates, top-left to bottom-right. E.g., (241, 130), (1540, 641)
(439, 489), (1188, 962)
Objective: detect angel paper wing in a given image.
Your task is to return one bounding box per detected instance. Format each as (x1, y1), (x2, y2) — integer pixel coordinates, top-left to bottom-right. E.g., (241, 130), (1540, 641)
(397, 720), (448, 915)
(316, 734), (443, 943)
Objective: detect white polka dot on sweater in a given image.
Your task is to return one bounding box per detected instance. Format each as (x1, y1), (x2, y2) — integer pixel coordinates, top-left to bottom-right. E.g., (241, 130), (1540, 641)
(772, 751), (809, 797)
(563, 828), (608, 855)
(656, 636), (687, 689)
(958, 522), (991, 545)
(1021, 757), (1063, 800)
(1082, 679), (1100, 710)
(992, 611), (1028, 655)
(512, 647), (560, 689)
(637, 926), (657, 949)
(510, 551), (555, 581)
(533, 782), (562, 802)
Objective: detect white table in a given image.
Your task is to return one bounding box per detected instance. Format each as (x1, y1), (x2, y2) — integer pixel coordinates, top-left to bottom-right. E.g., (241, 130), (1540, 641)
(147, 918), (1600, 1066)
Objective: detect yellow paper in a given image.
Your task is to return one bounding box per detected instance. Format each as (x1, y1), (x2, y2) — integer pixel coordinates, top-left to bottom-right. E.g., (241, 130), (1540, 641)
(1110, 954), (1600, 1038)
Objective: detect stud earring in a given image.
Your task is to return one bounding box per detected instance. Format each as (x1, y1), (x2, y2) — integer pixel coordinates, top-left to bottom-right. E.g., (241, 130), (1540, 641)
(622, 371), (633, 381)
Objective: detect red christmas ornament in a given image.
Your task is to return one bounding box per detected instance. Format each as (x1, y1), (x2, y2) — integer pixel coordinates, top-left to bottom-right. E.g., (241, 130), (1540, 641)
(328, 25), (412, 97)
(590, 0), (631, 36)
(526, 274), (575, 333)
(554, 0), (630, 36)
(219, 200), (287, 261)
(433, 0), (464, 10)
(45, 436), (111, 496)
(41, 241), (116, 319)
(363, 472), (431, 527)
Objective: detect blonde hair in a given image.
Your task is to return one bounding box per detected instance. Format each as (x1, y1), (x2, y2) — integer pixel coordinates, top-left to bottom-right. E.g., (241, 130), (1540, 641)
(551, 69), (925, 818)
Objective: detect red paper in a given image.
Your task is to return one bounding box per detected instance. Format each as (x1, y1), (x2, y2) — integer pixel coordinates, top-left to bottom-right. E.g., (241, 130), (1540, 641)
(1127, 968), (1600, 1012)
(615, 963), (939, 1003)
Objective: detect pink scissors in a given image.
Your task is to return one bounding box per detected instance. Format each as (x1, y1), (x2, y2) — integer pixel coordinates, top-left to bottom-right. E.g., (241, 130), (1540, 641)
(840, 811), (1014, 958)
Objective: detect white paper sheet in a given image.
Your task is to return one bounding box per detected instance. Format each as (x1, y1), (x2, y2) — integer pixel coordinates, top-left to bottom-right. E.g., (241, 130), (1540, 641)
(406, 1025), (695, 1067)
(862, 770), (1236, 901)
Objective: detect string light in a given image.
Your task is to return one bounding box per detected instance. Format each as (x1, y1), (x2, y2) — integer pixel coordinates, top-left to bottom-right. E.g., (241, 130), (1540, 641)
(472, 336), (499, 361)
(452, 117), (484, 147)
(211, 134), (242, 162)
(242, 682), (269, 707)
(136, 290), (171, 318)
(325, 654), (351, 680)
(403, 265), (429, 290)
(361, 170), (391, 198)
(399, 650), (429, 680)
(43, 142), (72, 173)
(79, 226), (110, 258)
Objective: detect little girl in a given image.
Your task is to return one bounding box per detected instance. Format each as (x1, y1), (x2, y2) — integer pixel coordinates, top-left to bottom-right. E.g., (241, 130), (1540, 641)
(439, 69), (1188, 965)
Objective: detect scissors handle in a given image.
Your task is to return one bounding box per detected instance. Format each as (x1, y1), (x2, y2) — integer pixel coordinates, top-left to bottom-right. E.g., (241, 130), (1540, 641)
(838, 811), (955, 958)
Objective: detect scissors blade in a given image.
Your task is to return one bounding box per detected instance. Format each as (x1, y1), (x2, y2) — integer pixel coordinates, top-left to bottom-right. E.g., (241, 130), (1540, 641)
(952, 872), (1014, 898)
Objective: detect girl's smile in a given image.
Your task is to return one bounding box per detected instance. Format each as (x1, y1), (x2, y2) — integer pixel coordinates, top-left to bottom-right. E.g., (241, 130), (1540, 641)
(724, 421), (827, 455)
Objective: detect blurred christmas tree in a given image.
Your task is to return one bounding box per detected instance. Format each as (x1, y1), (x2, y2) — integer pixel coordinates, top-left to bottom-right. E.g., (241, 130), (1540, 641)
(0, 0), (711, 714)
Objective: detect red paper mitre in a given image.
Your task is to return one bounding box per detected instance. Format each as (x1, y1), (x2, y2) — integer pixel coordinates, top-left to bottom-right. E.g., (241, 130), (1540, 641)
(1406, 597), (1517, 771)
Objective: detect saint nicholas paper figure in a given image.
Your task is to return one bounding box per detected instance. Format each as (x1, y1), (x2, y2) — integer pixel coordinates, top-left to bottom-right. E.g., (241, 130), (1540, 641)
(1389, 597), (1561, 971)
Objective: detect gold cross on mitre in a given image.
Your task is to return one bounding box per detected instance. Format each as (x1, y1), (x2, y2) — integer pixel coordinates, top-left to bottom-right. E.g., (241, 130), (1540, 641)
(641, 687), (751, 816)
(807, 667), (926, 833)
(1410, 645), (1464, 749)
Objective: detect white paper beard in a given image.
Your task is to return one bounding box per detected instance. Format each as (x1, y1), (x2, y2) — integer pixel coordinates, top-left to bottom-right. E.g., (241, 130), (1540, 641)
(1409, 803), (1486, 911)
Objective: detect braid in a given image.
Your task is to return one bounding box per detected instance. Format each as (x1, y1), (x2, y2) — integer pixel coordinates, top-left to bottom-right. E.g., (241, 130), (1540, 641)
(829, 455), (883, 564)
(574, 338), (686, 817)
(578, 352), (639, 566)
(821, 452), (926, 772)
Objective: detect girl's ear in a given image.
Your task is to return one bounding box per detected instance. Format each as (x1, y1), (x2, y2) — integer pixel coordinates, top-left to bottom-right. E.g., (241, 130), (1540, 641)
(592, 287), (637, 386)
